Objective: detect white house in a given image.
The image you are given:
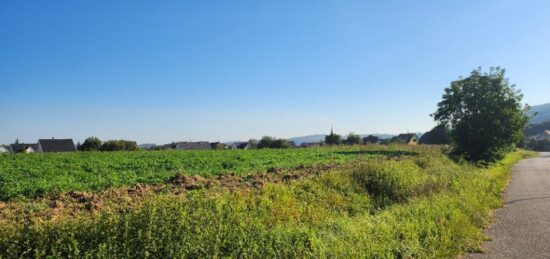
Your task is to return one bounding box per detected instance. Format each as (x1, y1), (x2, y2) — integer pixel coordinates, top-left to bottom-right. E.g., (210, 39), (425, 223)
(0, 145), (11, 153)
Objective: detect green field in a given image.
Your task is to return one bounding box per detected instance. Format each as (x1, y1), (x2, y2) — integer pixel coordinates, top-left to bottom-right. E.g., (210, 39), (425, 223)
(0, 146), (535, 258)
(0, 146), (409, 200)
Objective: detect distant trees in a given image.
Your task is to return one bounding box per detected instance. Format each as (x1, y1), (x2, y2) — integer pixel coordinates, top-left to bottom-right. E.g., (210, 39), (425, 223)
(100, 140), (139, 151)
(344, 133), (362, 145)
(257, 136), (290, 149)
(419, 126), (451, 145)
(77, 137), (139, 152)
(433, 67), (529, 163)
(325, 130), (342, 145)
(78, 137), (102, 151)
(363, 135), (380, 144)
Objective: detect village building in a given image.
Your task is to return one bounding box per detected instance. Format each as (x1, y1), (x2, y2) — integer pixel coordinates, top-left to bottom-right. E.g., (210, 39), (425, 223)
(38, 138), (76, 152)
(10, 143), (40, 153)
(392, 133), (418, 145)
(230, 142), (252, 150)
(363, 135), (381, 144)
(0, 145), (12, 153)
(210, 142), (227, 150)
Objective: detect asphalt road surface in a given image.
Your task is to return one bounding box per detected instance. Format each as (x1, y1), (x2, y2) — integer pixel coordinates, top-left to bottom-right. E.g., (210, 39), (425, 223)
(467, 152), (550, 259)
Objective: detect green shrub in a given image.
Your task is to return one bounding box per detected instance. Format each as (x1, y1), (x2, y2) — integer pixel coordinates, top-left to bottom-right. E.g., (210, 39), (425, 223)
(352, 159), (438, 206)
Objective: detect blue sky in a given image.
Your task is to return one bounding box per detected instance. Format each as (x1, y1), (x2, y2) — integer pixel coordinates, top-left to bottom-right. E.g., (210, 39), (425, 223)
(1, 0), (549, 144)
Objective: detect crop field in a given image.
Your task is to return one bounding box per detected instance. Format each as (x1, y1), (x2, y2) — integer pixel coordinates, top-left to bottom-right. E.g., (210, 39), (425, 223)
(0, 145), (535, 258)
(0, 146), (414, 201)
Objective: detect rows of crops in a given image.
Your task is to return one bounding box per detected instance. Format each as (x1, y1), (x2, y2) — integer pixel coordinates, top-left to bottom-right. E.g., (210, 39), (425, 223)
(0, 146), (410, 200)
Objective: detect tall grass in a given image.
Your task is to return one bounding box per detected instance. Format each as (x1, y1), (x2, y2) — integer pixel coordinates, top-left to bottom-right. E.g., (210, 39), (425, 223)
(0, 149), (534, 258)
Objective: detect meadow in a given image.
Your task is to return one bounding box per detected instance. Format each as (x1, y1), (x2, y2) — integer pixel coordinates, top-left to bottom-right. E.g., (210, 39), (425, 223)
(0, 145), (535, 258)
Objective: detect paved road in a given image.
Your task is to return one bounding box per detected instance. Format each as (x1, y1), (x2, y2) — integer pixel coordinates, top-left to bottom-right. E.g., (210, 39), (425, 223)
(468, 152), (550, 258)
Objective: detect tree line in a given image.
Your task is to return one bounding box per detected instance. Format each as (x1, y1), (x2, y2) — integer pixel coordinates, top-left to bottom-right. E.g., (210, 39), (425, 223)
(77, 137), (139, 151)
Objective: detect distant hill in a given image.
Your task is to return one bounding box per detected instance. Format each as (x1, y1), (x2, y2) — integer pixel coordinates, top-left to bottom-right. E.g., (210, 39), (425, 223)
(528, 103), (550, 124)
(525, 121), (550, 137)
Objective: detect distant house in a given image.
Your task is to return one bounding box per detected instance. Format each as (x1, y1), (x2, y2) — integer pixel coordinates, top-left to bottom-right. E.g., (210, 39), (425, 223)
(363, 135), (381, 144)
(0, 145), (11, 153)
(210, 142), (227, 150)
(231, 142), (251, 150)
(392, 133), (418, 145)
(175, 142), (212, 150)
(38, 138), (76, 152)
(300, 142), (321, 148)
(10, 143), (40, 153)
(161, 143), (177, 150)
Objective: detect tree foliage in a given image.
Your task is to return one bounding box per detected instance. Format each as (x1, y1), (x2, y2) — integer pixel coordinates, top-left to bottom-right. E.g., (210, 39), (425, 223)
(257, 136), (290, 149)
(325, 131), (342, 145)
(345, 133), (362, 145)
(433, 67), (529, 163)
(363, 135), (380, 144)
(419, 126), (451, 145)
(100, 140), (139, 151)
(79, 137), (103, 151)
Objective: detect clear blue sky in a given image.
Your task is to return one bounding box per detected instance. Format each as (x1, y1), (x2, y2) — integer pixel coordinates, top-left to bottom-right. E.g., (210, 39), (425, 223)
(1, 0), (549, 144)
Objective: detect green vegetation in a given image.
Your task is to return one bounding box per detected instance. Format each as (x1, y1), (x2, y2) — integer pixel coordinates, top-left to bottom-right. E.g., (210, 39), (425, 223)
(344, 133), (362, 145)
(433, 67), (529, 163)
(325, 129), (342, 145)
(419, 125), (451, 145)
(100, 140), (139, 151)
(0, 146), (535, 258)
(77, 137), (102, 151)
(257, 136), (291, 149)
(0, 146), (392, 200)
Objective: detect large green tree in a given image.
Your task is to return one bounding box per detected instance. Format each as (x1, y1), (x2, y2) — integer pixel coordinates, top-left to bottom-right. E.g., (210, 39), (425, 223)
(433, 67), (529, 163)
(79, 137), (102, 151)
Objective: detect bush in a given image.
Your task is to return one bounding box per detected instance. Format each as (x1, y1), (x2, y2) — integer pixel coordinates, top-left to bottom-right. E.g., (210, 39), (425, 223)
(344, 133), (362, 145)
(79, 137), (102, 151)
(352, 160), (437, 206)
(100, 140), (139, 151)
(257, 136), (290, 149)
